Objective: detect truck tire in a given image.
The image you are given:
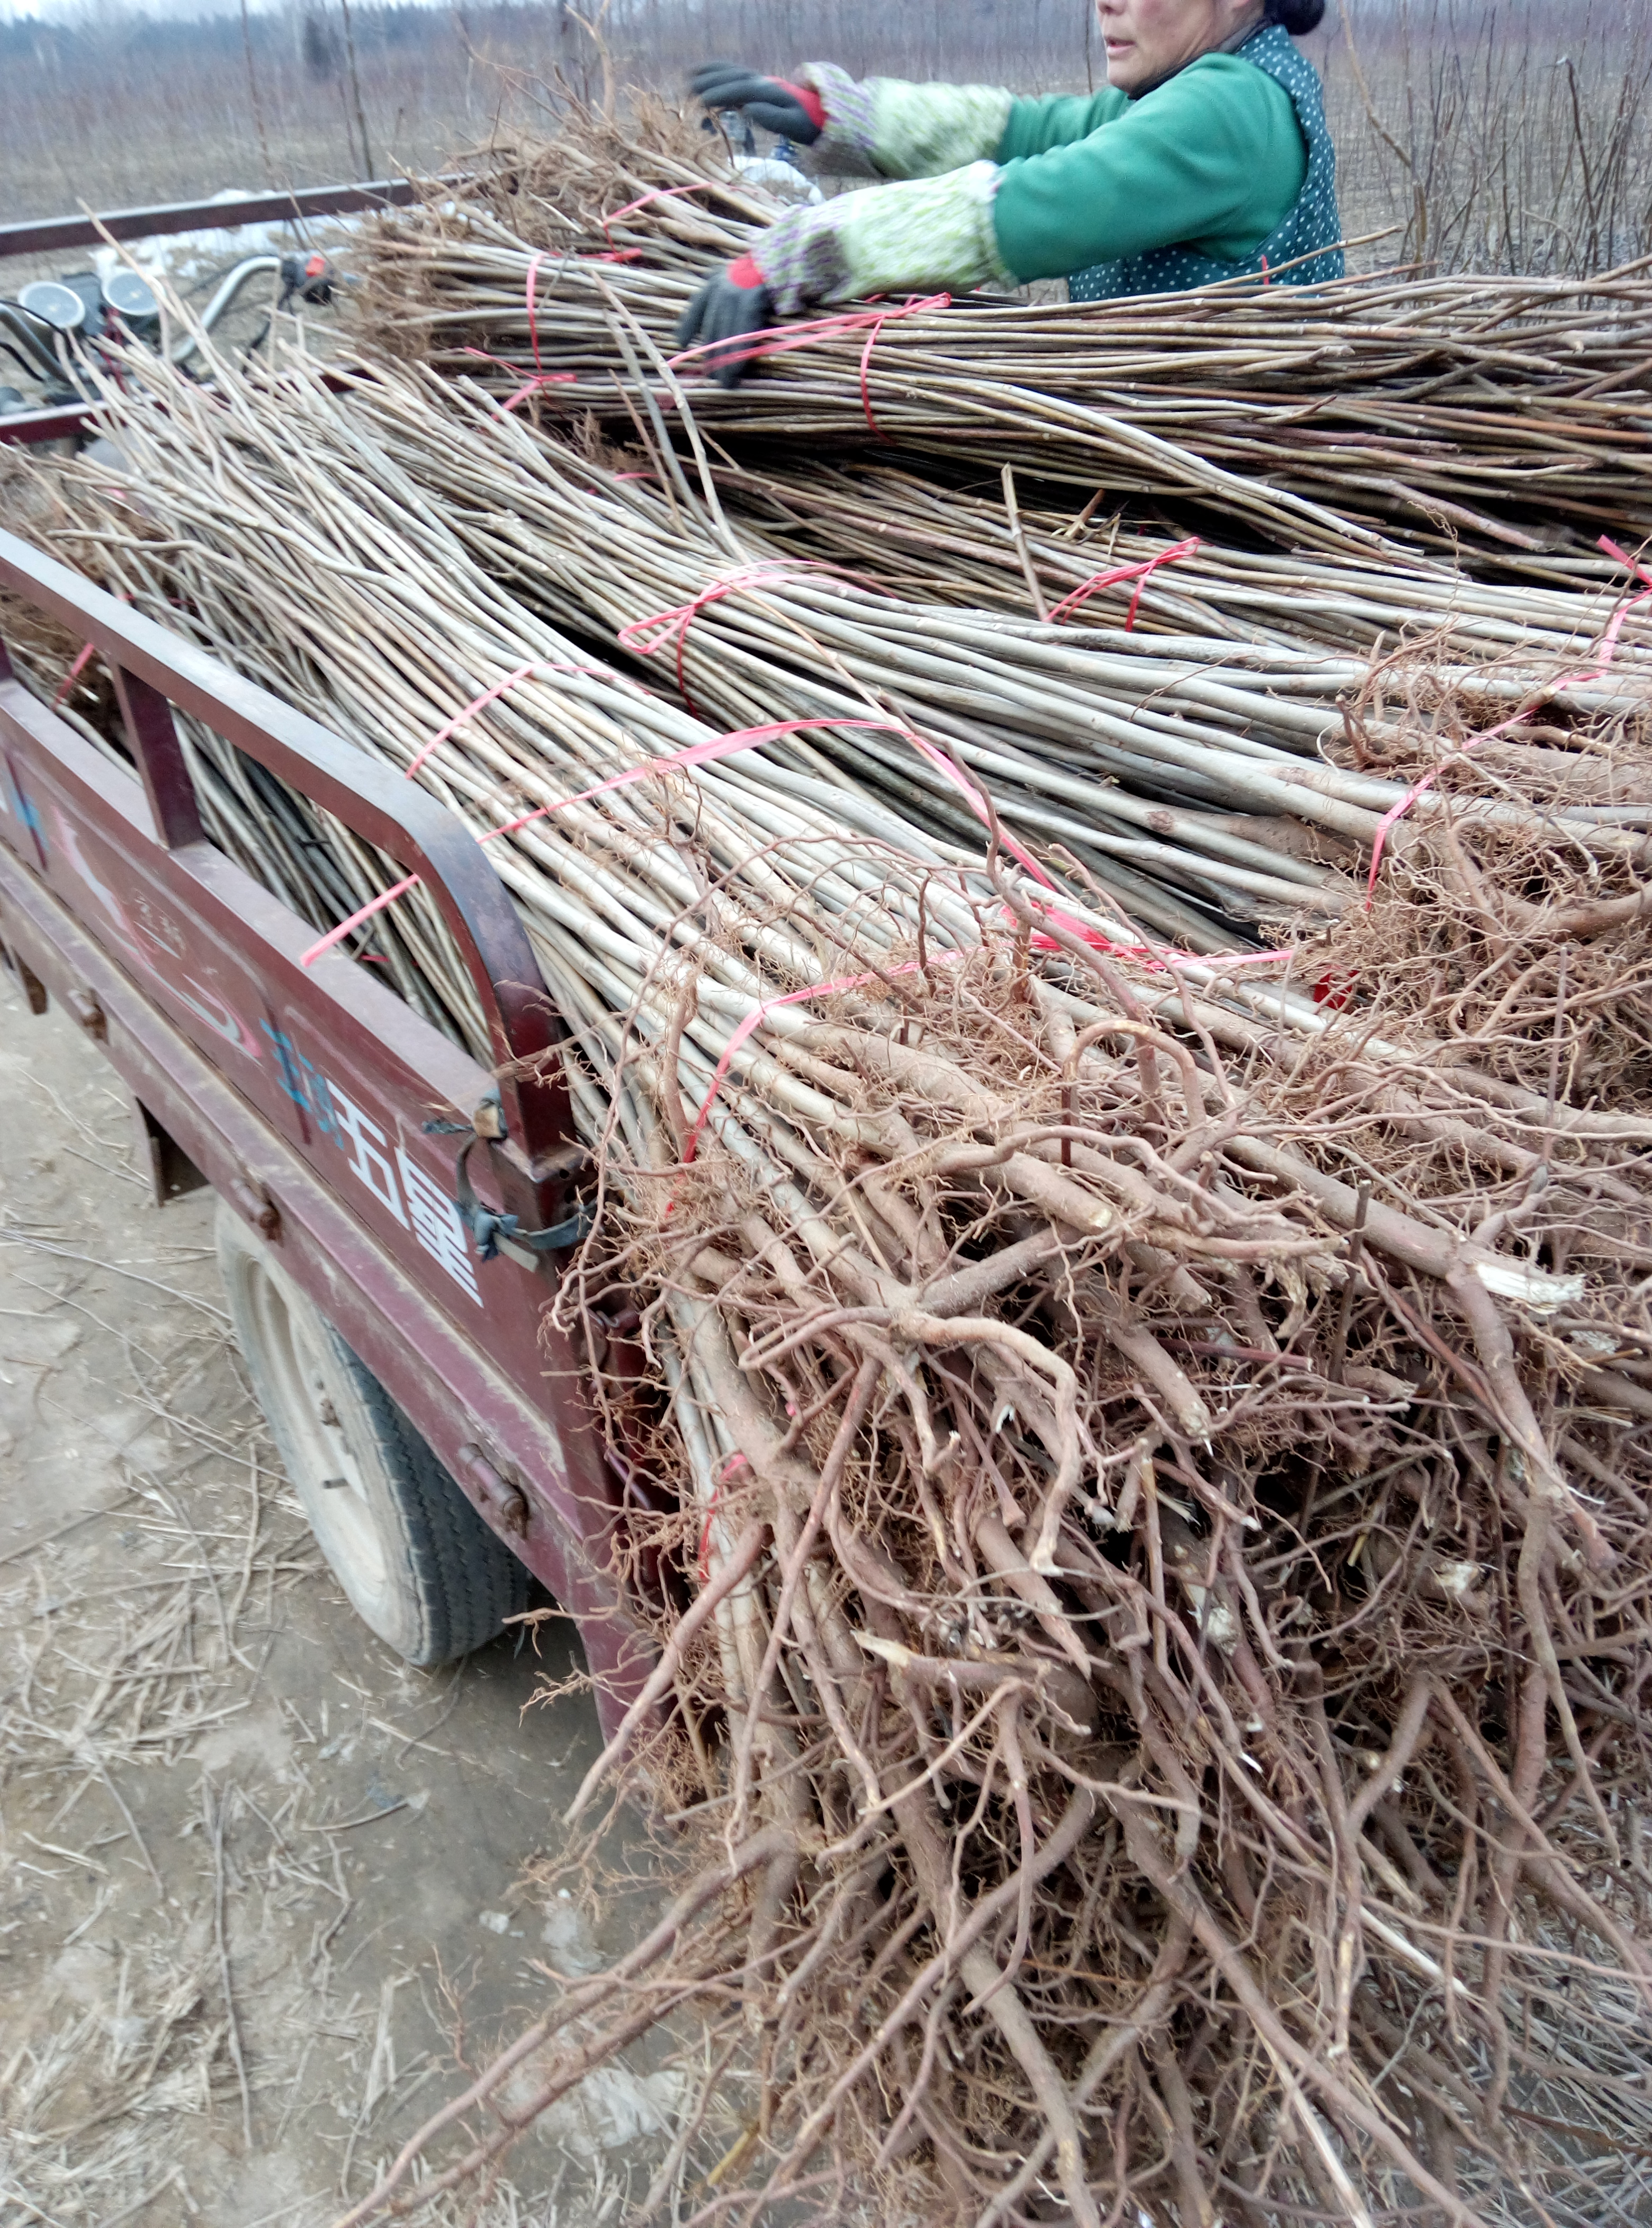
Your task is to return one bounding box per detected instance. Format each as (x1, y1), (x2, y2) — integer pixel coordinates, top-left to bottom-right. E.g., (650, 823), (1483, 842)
(215, 1202), (531, 1665)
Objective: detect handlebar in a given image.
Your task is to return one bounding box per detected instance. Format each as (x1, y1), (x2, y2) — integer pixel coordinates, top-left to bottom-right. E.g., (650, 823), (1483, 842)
(171, 256), (281, 363)
(0, 304), (69, 384)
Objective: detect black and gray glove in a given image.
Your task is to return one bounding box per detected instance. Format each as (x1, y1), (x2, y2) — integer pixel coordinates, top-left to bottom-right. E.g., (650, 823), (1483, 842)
(675, 255), (775, 388)
(689, 62), (825, 144)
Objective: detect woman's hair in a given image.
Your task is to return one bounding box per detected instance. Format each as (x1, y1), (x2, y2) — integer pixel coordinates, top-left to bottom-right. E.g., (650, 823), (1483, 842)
(1264, 0), (1326, 31)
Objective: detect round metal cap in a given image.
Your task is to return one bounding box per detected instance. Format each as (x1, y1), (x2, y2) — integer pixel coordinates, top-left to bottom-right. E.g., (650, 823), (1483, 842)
(103, 269), (159, 322)
(17, 280), (86, 333)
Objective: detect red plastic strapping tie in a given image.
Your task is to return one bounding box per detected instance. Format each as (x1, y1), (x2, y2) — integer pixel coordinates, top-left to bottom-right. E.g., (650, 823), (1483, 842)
(1015, 894), (1292, 974)
(403, 660), (622, 780)
(300, 871), (424, 968)
(405, 662), (539, 780)
(301, 715), (913, 968)
(1366, 533), (1652, 895)
(680, 888), (1296, 1164)
(695, 1492), (721, 1583)
(666, 291), (950, 382)
(460, 345), (578, 414)
(901, 730), (1061, 894)
(501, 372), (578, 412)
(1048, 536), (1201, 631)
(618, 566), (822, 712)
(696, 1452), (751, 1581)
(480, 715), (908, 848)
(601, 183), (710, 247)
(681, 950), (968, 1168)
(55, 640), (97, 706)
(858, 311), (892, 439)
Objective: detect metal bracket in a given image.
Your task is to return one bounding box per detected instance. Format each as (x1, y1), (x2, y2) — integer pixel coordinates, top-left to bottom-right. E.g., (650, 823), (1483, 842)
(0, 936), (47, 1013)
(452, 1135), (591, 1264)
(455, 1441), (531, 1535)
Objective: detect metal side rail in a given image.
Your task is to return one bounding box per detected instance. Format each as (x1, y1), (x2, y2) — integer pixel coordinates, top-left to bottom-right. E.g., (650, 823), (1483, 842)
(0, 176), (436, 446)
(0, 178), (424, 263)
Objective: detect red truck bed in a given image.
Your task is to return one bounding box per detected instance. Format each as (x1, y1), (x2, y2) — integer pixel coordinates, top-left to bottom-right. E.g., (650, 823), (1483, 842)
(0, 526), (652, 1739)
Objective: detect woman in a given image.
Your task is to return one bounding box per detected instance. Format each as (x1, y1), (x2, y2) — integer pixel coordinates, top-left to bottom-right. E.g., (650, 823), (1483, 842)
(678, 0), (1337, 382)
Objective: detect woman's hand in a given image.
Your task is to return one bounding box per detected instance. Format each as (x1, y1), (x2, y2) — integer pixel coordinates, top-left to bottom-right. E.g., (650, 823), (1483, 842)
(689, 64), (825, 143)
(675, 254), (775, 388)
(675, 164), (1008, 388)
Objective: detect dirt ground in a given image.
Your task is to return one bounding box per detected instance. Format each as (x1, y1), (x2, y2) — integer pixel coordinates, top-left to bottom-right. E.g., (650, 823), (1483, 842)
(0, 972), (676, 2227)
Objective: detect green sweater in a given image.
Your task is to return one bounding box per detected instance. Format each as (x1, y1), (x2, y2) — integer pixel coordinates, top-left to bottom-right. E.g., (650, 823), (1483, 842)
(748, 54), (1313, 312)
(993, 59), (1307, 280)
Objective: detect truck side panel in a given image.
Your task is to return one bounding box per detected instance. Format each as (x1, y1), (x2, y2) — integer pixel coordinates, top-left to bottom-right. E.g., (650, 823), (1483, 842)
(0, 832), (651, 1737)
(0, 542), (654, 1741)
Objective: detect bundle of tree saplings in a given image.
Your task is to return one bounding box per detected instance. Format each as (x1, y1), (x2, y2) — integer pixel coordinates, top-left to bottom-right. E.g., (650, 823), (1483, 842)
(710, 452), (1652, 675)
(7, 345), (1652, 2228)
(349, 110), (1652, 567)
(306, 358), (1650, 959)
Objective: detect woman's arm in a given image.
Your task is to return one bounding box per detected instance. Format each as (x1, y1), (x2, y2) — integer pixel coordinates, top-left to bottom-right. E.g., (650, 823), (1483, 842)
(741, 58), (1303, 305)
(796, 64), (1017, 178)
(678, 54), (1311, 379)
(994, 84), (1134, 158)
(692, 60), (1134, 181)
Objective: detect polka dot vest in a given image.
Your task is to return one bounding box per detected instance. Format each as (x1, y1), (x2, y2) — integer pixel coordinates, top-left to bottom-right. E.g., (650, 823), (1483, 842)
(1068, 24), (1343, 303)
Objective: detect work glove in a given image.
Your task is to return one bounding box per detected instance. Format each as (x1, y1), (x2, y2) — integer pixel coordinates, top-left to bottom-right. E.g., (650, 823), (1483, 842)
(689, 62), (825, 145)
(675, 254), (775, 388)
(676, 167), (1010, 388)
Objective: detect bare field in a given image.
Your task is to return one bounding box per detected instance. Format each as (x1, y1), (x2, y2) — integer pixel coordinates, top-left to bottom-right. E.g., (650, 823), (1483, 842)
(1, 1), (1647, 279)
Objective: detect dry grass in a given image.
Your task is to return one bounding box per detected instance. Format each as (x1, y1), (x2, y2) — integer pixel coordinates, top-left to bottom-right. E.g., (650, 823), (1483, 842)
(1323, 0), (1652, 273)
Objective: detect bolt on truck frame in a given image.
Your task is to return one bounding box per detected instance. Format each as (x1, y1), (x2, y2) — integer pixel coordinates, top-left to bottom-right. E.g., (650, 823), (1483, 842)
(0, 187), (652, 1735)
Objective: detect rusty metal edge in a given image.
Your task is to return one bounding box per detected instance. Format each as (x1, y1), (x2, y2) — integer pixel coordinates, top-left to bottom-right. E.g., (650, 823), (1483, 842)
(0, 178), (423, 263)
(0, 832), (654, 1744)
(0, 405), (95, 447)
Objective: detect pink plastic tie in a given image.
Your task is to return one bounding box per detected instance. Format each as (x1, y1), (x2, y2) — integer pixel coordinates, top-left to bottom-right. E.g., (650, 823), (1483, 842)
(858, 312), (892, 438)
(1013, 893), (1292, 974)
(487, 250), (583, 410)
(901, 730), (1058, 892)
(680, 902), (1294, 1166)
(54, 640), (97, 705)
(696, 1451), (751, 1582)
(1048, 536), (1201, 631)
(300, 714), (912, 968)
(681, 949), (967, 1167)
(405, 662), (539, 780)
(402, 661), (620, 781)
(617, 564), (828, 712)
(300, 870), (424, 967)
(601, 184), (713, 246)
(480, 715), (908, 846)
(667, 291), (950, 383)
(461, 344), (578, 414)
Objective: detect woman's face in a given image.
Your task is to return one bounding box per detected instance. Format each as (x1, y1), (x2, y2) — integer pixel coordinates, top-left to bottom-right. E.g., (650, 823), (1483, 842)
(1096, 0), (1263, 91)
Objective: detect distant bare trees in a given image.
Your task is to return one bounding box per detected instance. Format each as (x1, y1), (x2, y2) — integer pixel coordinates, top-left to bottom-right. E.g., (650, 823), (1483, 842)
(1327, 0), (1652, 272)
(0, 0), (1645, 277)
